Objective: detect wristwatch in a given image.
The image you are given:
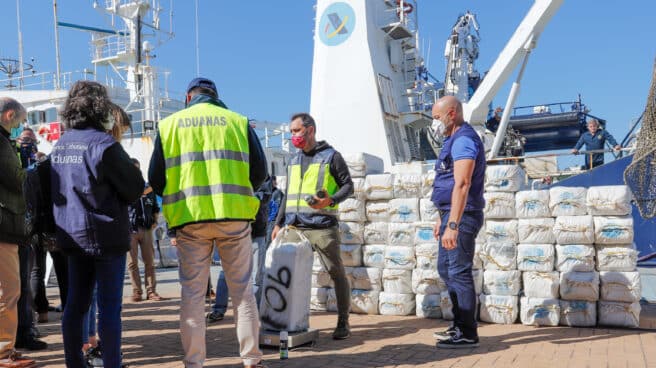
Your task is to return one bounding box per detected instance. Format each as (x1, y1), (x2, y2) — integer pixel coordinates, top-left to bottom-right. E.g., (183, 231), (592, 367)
(448, 221), (459, 231)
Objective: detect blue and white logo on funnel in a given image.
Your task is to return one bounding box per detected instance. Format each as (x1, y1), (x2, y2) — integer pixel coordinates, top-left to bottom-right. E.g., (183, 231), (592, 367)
(319, 2), (356, 46)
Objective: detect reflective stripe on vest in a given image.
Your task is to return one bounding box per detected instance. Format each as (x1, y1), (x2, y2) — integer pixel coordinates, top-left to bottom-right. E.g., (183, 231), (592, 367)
(285, 151), (339, 217)
(158, 102), (259, 227)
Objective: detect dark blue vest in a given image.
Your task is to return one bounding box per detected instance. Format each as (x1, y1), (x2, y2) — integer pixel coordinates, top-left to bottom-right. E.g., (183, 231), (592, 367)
(431, 123), (486, 211)
(51, 128), (130, 256)
(284, 147), (338, 229)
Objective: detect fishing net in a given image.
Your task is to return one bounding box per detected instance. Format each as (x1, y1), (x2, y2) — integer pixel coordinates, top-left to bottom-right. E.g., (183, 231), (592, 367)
(624, 59), (656, 218)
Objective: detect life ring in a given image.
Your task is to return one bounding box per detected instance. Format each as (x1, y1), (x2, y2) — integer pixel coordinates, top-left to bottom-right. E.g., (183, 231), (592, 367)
(396, 0), (413, 16)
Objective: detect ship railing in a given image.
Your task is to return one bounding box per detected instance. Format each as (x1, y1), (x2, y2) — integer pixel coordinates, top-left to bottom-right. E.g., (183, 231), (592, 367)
(91, 33), (130, 62)
(486, 147), (635, 181)
(0, 70), (96, 91)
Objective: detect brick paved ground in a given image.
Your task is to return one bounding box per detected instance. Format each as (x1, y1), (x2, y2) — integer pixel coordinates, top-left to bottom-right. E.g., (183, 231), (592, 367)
(25, 267), (656, 368)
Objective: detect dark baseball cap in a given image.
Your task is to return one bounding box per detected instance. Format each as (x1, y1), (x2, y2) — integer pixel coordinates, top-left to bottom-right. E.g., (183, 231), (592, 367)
(186, 77), (217, 95)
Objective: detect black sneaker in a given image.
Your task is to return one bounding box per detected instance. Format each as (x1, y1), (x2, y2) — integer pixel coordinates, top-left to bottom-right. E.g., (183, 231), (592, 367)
(15, 337), (48, 350)
(206, 311), (224, 323)
(436, 330), (479, 349)
(332, 316), (350, 340)
(433, 325), (457, 341)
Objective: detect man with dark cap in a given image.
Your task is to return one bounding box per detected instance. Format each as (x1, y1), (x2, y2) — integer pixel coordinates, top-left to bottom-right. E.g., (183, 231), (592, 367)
(149, 78), (267, 368)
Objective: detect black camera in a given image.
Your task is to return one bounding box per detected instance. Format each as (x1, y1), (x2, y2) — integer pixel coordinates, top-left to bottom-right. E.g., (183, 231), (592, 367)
(304, 190), (327, 205)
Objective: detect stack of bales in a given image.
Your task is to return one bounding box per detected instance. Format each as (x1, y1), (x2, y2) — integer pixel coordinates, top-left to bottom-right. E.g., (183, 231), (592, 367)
(588, 186), (641, 328)
(478, 165), (525, 325)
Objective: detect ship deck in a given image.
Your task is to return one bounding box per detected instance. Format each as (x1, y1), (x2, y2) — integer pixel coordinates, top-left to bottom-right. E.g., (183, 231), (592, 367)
(30, 267), (656, 368)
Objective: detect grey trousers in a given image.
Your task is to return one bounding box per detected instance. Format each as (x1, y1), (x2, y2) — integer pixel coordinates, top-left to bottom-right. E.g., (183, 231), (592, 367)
(299, 226), (350, 319)
(176, 221), (262, 367)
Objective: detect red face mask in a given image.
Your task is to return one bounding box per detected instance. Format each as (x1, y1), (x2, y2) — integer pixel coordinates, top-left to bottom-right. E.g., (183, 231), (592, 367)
(291, 134), (307, 149)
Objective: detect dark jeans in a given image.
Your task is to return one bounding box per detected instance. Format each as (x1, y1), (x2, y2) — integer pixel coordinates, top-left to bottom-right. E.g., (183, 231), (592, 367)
(437, 210), (484, 339)
(30, 240), (49, 313)
(51, 250), (69, 308)
(211, 247), (229, 314)
(63, 253), (126, 368)
(16, 243), (34, 340)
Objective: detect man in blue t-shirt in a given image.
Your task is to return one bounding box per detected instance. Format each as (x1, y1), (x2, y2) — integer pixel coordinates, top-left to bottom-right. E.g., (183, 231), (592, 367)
(430, 96), (486, 349)
(571, 119), (621, 169)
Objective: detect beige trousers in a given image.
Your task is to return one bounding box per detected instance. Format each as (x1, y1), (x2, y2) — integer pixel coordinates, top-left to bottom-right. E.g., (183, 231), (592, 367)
(176, 221), (262, 367)
(0, 242), (20, 359)
(128, 228), (157, 296)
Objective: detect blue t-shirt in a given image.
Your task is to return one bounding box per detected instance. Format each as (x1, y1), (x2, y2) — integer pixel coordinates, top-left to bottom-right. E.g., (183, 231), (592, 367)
(450, 136), (479, 161)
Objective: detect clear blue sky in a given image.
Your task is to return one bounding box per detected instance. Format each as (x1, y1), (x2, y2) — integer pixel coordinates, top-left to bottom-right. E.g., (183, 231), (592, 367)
(1, 0), (654, 142)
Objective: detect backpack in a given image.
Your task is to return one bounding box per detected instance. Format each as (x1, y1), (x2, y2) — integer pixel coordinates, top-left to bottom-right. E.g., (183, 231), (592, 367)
(24, 157), (57, 241)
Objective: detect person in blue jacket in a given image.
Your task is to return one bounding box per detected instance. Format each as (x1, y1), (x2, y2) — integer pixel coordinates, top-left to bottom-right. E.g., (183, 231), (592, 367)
(571, 119), (621, 169)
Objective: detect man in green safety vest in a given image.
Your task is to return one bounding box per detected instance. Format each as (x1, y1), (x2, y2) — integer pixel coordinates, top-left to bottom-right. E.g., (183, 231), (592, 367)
(272, 113), (354, 340)
(148, 78), (267, 368)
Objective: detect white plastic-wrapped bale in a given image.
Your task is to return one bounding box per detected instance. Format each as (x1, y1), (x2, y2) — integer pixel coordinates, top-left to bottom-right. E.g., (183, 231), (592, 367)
(389, 198), (420, 223)
(553, 215), (594, 245)
(394, 174), (422, 198)
(484, 192), (516, 219)
(523, 272), (560, 299)
(312, 253), (324, 272)
(480, 242), (517, 271)
(473, 269), (484, 295)
(421, 171), (435, 198)
(598, 301), (640, 328)
(485, 165), (526, 192)
(596, 244), (638, 272)
(473, 242), (483, 270)
(483, 270), (522, 296)
(339, 222), (364, 245)
(518, 218), (556, 244)
(419, 198), (439, 222)
(381, 269), (413, 294)
(378, 292), (416, 316)
(343, 152), (384, 178)
(556, 244), (596, 272)
(517, 244), (555, 272)
(365, 201), (390, 223)
(312, 269), (334, 288)
(340, 244), (362, 267)
(485, 220), (519, 244)
(520, 297), (560, 326)
(586, 185), (633, 216)
(593, 216), (634, 245)
(440, 291), (454, 320)
(348, 267), (382, 291)
(310, 287), (329, 311)
(384, 246), (416, 270)
(600, 271), (641, 303)
(350, 289), (380, 315)
(415, 243), (439, 271)
(414, 222), (437, 245)
(559, 300), (597, 327)
(412, 269), (446, 295)
(364, 222), (389, 244)
(479, 294), (519, 324)
(362, 244), (386, 268)
(339, 198), (366, 223)
(260, 229), (314, 332)
(416, 294), (442, 319)
(388, 223), (415, 246)
(365, 174), (394, 200)
(351, 178), (366, 200)
(515, 190), (550, 218)
(276, 175), (287, 194)
(326, 288), (338, 312)
(549, 187), (588, 216)
(560, 271), (599, 301)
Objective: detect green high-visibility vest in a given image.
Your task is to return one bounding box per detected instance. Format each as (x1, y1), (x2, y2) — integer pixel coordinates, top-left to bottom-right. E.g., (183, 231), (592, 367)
(285, 148), (339, 216)
(158, 102), (259, 227)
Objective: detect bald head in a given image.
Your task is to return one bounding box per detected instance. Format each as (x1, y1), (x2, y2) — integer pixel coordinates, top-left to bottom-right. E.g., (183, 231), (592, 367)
(432, 96), (464, 136)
